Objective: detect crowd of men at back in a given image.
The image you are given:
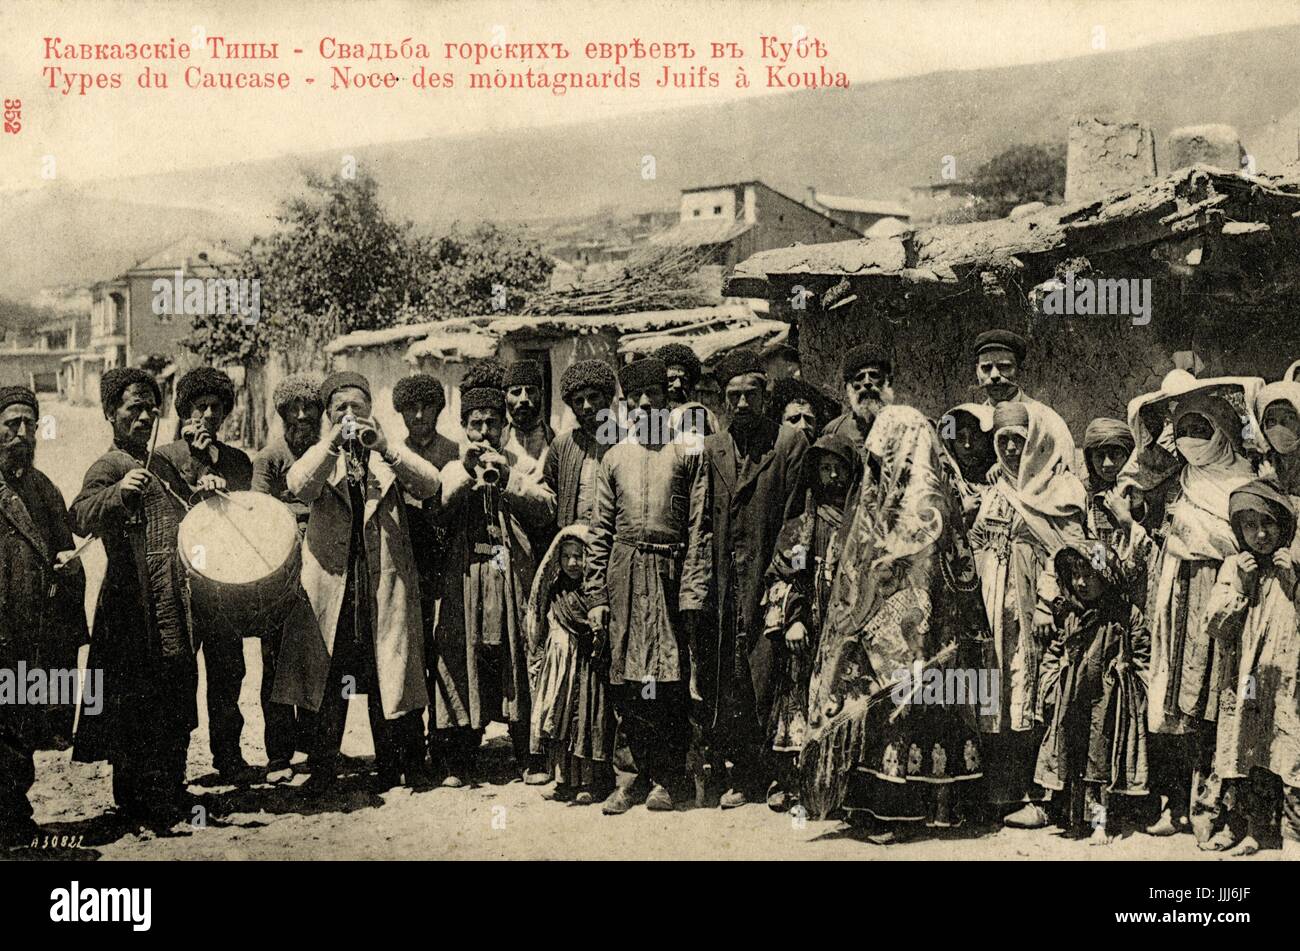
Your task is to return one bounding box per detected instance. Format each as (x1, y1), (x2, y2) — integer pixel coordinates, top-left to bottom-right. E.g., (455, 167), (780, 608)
(0, 327), (1297, 857)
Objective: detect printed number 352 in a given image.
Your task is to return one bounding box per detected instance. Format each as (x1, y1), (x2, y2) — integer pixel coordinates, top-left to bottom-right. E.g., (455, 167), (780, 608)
(3, 99), (21, 135)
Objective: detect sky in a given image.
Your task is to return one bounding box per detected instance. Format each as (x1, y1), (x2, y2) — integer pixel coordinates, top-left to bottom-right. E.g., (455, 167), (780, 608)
(2, 0), (1299, 190)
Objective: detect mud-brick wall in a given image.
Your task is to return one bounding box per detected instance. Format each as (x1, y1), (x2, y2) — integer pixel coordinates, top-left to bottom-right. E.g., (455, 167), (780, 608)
(780, 274), (1300, 440)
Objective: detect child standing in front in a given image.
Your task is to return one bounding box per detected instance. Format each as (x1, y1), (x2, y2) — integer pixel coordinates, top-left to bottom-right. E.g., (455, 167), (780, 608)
(1035, 544), (1151, 843)
(1204, 480), (1300, 856)
(527, 525), (614, 804)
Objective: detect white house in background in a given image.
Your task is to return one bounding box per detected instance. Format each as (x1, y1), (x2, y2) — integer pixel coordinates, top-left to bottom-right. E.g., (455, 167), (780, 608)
(650, 180), (861, 269)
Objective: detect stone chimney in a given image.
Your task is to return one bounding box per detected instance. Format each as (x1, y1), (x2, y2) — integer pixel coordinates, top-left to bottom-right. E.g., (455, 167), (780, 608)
(1064, 116), (1157, 203)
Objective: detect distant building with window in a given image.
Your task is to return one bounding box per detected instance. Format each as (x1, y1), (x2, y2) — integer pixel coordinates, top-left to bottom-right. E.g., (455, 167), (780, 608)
(79, 235), (241, 404)
(650, 180), (861, 269)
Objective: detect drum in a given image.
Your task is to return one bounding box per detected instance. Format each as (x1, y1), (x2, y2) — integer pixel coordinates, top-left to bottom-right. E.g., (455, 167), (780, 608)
(178, 490), (301, 640)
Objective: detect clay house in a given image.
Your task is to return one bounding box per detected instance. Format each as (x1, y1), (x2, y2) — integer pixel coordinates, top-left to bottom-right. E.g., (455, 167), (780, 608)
(727, 119), (1300, 434)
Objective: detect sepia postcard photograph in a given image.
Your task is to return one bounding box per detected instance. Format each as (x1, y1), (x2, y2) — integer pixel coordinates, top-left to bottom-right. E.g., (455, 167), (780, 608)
(0, 0), (1297, 932)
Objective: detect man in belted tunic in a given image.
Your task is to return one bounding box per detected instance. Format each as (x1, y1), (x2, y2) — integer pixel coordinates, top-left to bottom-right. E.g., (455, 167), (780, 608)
(585, 357), (712, 815)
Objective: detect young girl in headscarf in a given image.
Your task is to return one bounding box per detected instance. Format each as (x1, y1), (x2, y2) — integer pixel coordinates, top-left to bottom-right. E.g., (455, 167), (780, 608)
(1082, 418), (1135, 549)
(968, 400), (1088, 828)
(527, 525), (614, 804)
(1204, 480), (1300, 856)
(1107, 387), (1258, 840)
(1256, 382), (1300, 494)
(800, 406), (986, 842)
(1035, 545), (1150, 843)
(762, 434), (860, 811)
(936, 403), (996, 528)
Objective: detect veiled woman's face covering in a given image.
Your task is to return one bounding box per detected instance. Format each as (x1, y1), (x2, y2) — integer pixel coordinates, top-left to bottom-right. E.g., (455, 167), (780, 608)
(1263, 400), (1300, 455)
(1174, 412), (1230, 467)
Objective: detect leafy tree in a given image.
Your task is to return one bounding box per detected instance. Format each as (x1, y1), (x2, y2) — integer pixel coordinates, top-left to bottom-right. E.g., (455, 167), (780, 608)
(416, 222), (553, 319)
(969, 143), (1067, 220)
(184, 170), (552, 369)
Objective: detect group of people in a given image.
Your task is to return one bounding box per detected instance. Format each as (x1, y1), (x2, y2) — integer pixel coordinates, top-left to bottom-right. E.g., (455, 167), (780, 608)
(1, 327), (1297, 857)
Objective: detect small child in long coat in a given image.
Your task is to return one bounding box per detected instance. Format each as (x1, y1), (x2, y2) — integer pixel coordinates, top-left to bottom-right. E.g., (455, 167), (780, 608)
(1035, 544), (1151, 843)
(1205, 479), (1300, 856)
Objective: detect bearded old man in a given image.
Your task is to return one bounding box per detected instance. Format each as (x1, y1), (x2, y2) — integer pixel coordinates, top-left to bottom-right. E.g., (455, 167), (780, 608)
(0, 386), (86, 846)
(701, 348), (808, 809)
(822, 343), (893, 449)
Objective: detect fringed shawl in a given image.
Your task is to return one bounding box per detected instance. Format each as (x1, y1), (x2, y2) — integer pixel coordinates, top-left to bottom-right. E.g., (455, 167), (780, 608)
(800, 406), (988, 817)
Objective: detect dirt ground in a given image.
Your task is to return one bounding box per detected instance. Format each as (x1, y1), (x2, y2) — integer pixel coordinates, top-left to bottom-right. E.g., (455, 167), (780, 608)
(8, 399), (1293, 861)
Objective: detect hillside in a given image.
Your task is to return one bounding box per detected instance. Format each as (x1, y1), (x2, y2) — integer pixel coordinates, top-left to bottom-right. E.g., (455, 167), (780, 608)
(3, 22), (1298, 301)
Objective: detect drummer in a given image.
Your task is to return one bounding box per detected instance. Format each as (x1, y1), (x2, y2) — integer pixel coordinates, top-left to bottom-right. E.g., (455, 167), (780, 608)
(70, 368), (202, 830)
(277, 370), (440, 793)
(251, 372), (324, 783)
(157, 366), (257, 785)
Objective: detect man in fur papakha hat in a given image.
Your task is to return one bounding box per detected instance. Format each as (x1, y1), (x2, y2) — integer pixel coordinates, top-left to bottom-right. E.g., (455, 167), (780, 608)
(429, 383), (556, 787)
(585, 357), (712, 815)
(391, 372), (459, 778)
(251, 371), (324, 782)
(0, 386), (86, 845)
(156, 366), (257, 785)
(700, 348), (807, 810)
(543, 359), (619, 531)
(823, 343), (894, 450)
(654, 342), (702, 410)
(503, 359), (555, 464)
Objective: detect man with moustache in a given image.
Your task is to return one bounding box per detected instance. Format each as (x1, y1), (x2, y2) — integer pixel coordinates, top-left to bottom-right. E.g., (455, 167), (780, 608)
(277, 371), (438, 792)
(0, 387), (86, 845)
(542, 359), (619, 530)
(822, 344), (894, 450)
(973, 330), (1045, 410)
(251, 373), (324, 783)
(394, 374), (459, 472)
(701, 349), (808, 809)
(586, 357), (711, 815)
(72, 368), (204, 829)
(156, 367), (256, 784)
(503, 360), (555, 464)
(430, 381), (555, 786)
(655, 343), (702, 411)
